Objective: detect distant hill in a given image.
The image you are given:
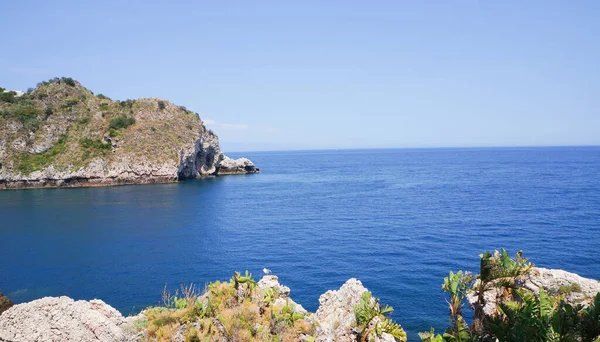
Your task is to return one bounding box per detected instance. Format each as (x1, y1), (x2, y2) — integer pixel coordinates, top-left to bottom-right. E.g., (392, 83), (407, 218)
(0, 77), (258, 189)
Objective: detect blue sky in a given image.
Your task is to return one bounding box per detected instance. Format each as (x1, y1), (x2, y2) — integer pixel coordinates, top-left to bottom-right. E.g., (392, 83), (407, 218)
(1, 1), (598, 151)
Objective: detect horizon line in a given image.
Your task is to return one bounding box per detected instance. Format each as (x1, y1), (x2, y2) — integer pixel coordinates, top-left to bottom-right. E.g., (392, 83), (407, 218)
(225, 144), (600, 154)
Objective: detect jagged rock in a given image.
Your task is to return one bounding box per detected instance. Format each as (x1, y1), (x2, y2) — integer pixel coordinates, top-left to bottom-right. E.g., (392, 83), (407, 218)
(518, 267), (600, 303)
(0, 276), (404, 342)
(257, 275), (291, 298)
(0, 290), (13, 315)
(255, 275), (307, 315)
(314, 278), (368, 342)
(217, 156), (260, 175)
(0, 296), (140, 342)
(467, 267), (600, 317)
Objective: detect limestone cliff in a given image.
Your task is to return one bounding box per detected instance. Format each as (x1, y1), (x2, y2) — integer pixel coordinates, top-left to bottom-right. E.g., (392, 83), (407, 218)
(0, 78), (258, 190)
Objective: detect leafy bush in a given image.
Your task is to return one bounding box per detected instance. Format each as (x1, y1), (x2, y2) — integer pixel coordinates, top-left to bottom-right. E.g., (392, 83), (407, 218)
(79, 138), (111, 150)
(0, 91), (16, 103)
(420, 250), (600, 342)
(17, 135), (67, 174)
(61, 99), (79, 108)
(13, 105), (41, 131)
(61, 77), (76, 87)
(158, 100), (166, 110)
(118, 99), (135, 108)
(97, 94), (110, 100)
(354, 292), (407, 341)
(109, 116), (136, 130)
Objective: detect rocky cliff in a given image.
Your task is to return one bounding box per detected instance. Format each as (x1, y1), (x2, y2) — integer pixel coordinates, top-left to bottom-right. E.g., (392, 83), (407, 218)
(0, 276), (403, 342)
(0, 78), (258, 190)
(0, 266), (598, 341)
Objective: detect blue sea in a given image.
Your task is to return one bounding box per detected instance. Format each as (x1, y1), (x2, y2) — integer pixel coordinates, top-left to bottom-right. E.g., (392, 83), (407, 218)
(1, 147), (599, 339)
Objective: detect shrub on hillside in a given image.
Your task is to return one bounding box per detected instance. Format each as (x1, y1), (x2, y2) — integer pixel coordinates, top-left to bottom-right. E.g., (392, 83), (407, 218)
(79, 138), (111, 150)
(158, 101), (166, 110)
(0, 91), (16, 103)
(61, 77), (76, 87)
(109, 116), (136, 130)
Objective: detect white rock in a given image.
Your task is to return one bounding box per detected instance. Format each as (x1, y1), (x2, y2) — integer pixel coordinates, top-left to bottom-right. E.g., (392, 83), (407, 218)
(0, 296), (134, 342)
(314, 278), (368, 342)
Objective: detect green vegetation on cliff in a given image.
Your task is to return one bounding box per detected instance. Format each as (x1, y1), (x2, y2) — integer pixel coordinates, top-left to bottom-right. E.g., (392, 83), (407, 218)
(128, 251), (600, 342)
(420, 250), (600, 342)
(0, 77), (210, 176)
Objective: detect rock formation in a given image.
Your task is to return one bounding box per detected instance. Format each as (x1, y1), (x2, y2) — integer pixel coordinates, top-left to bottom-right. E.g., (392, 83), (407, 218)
(0, 276), (402, 342)
(0, 297), (139, 342)
(0, 78), (258, 190)
(217, 156), (260, 175)
(314, 278), (368, 341)
(467, 266), (600, 317)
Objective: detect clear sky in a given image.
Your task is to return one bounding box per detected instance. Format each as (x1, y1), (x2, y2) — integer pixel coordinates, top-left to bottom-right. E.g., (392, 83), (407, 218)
(1, 1), (598, 151)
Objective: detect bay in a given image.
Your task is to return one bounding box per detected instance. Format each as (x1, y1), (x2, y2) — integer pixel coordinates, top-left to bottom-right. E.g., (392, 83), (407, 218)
(1, 147), (599, 339)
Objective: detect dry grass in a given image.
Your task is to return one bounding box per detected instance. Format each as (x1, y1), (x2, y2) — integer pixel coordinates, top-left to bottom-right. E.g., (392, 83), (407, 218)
(139, 272), (315, 342)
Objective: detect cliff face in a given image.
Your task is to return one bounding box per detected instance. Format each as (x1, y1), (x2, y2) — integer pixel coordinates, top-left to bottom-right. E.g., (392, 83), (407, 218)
(0, 78), (258, 189)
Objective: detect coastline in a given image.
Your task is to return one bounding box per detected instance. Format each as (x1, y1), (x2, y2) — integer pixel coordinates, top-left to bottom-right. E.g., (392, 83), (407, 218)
(1, 254), (599, 342)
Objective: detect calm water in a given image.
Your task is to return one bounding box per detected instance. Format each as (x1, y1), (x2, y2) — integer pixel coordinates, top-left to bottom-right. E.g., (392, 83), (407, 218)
(1, 147), (599, 339)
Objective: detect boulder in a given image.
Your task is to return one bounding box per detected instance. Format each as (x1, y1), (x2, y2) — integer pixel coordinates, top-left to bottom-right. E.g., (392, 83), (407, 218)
(217, 156), (260, 175)
(0, 296), (137, 342)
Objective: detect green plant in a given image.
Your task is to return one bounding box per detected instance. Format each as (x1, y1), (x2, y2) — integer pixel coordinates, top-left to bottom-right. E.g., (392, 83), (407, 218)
(17, 135), (67, 174)
(419, 328), (444, 342)
(158, 100), (166, 110)
(97, 94), (110, 100)
(109, 116), (136, 130)
(423, 250), (600, 342)
(489, 288), (556, 342)
(354, 291), (407, 342)
(118, 99), (135, 108)
(441, 271), (474, 342)
(263, 287), (275, 304)
(61, 77), (76, 87)
(79, 138), (111, 150)
(61, 99), (79, 108)
(472, 249), (533, 334)
(13, 104), (41, 131)
(0, 91), (17, 103)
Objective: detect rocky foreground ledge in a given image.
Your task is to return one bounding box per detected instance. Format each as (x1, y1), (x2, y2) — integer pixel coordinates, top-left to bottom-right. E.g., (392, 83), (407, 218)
(1, 261), (599, 342)
(0, 276), (397, 342)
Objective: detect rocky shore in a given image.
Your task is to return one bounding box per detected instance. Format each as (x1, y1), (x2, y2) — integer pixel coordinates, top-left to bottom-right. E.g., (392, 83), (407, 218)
(0, 79), (259, 190)
(0, 263), (598, 342)
(0, 276), (395, 342)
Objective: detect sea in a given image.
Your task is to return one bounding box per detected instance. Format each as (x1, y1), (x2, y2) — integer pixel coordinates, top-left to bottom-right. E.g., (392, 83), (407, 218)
(1, 147), (599, 339)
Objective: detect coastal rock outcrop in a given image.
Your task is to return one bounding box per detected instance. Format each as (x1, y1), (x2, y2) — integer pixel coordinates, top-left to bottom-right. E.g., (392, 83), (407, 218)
(467, 267), (600, 317)
(216, 156), (260, 175)
(0, 276), (405, 342)
(0, 78), (258, 189)
(0, 296), (138, 342)
(314, 278), (368, 342)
